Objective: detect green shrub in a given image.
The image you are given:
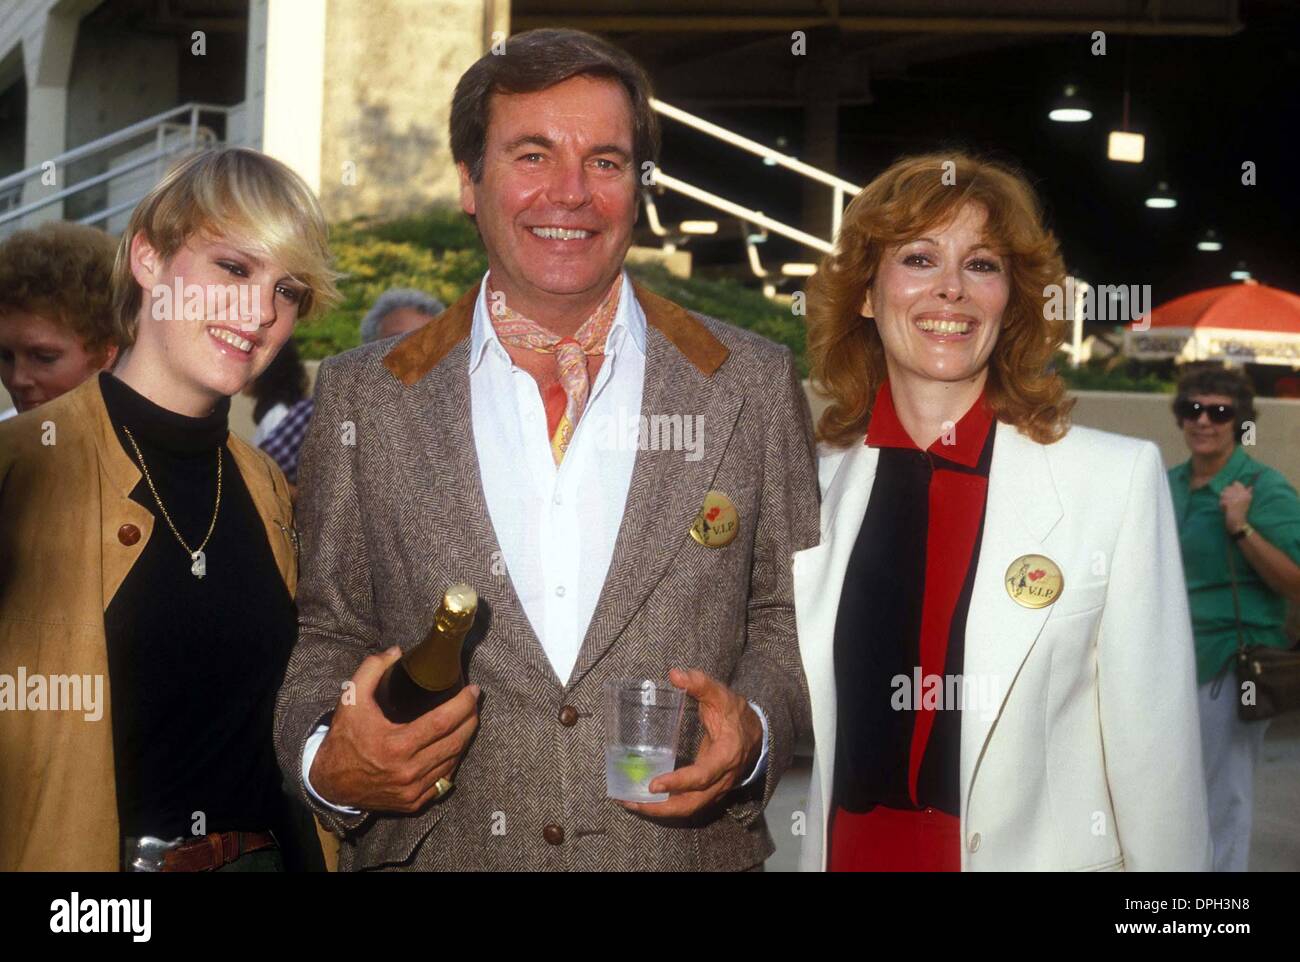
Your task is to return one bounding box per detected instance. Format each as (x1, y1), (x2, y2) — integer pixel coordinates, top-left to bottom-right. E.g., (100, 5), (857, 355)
(353, 206), (486, 254)
(622, 263), (809, 376)
(1058, 359), (1176, 393)
(296, 221), (488, 358)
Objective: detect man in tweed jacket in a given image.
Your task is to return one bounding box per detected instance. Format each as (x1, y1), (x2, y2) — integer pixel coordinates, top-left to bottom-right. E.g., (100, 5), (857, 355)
(274, 28), (819, 871)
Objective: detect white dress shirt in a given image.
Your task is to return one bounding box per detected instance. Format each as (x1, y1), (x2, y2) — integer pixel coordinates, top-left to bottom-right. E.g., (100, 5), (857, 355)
(470, 270), (644, 685)
(304, 272), (767, 812)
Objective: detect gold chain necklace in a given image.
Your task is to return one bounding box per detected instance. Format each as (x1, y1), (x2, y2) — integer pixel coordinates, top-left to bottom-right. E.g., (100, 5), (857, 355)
(122, 425), (222, 579)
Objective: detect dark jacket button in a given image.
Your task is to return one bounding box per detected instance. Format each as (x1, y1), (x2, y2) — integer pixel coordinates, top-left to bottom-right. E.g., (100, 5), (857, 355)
(117, 524), (141, 546)
(558, 705), (579, 727)
(543, 824), (564, 845)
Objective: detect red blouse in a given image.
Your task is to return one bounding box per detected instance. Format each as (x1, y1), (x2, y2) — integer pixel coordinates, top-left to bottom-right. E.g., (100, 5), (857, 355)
(828, 381), (995, 871)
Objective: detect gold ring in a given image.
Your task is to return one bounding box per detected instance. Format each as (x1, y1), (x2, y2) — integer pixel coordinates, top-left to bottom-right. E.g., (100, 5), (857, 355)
(433, 777), (453, 799)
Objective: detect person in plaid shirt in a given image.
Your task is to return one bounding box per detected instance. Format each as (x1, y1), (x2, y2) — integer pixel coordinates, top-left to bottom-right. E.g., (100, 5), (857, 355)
(248, 339), (313, 488)
(261, 395), (315, 487)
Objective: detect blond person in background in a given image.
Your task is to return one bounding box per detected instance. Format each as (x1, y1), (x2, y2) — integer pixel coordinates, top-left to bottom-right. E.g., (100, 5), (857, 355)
(0, 222), (119, 419)
(0, 148), (339, 871)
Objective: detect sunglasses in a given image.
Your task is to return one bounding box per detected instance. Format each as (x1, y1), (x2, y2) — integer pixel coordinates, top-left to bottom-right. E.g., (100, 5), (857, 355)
(1175, 399), (1237, 424)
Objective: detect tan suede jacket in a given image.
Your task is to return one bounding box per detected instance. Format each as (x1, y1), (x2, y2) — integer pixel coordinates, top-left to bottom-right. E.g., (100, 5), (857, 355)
(0, 375), (312, 871)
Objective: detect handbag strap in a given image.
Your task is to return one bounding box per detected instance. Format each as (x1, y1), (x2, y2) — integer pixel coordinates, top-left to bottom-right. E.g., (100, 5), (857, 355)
(1209, 470), (1260, 699)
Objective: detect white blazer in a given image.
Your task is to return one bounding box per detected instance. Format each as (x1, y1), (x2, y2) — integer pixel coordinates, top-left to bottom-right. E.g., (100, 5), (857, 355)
(794, 421), (1212, 871)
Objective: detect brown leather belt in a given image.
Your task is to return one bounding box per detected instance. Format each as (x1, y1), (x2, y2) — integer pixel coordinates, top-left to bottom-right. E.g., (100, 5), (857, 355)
(157, 831), (278, 872)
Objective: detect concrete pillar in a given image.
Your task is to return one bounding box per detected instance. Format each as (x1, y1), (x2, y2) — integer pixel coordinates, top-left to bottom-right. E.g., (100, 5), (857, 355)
(241, 0), (267, 151)
(248, 0), (327, 193)
(318, 0), (504, 220)
(20, 11), (77, 223)
(243, 0), (506, 220)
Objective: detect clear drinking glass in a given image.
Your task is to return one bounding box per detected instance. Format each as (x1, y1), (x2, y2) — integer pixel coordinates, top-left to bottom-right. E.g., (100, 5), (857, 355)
(604, 679), (686, 802)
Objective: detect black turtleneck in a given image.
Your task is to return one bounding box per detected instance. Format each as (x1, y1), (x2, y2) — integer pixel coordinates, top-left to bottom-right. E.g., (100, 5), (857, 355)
(100, 372), (298, 844)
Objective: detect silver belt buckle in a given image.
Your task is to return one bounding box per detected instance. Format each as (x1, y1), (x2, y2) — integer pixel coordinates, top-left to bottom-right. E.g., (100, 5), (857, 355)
(127, 835), (185, 872)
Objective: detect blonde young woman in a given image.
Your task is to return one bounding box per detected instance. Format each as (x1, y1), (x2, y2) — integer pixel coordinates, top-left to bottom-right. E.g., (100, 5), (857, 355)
(0, 148), (338, 871)
(795, 153), (1211, 871)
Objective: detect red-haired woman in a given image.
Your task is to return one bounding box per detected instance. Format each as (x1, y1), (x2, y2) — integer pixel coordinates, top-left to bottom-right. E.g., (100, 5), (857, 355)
(795, 153), (1210, 871)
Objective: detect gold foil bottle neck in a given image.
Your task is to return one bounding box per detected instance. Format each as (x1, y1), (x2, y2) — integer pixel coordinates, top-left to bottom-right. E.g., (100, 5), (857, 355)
(403, 583), (478, 691)
(432, 583), (477, 633)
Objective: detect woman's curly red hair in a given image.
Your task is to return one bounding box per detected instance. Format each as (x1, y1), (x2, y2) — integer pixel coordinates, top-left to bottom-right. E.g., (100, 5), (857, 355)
(808, 151), (1074, 448)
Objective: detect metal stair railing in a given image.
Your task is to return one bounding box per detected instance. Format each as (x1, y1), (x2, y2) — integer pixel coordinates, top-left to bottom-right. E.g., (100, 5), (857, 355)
(0, 102), (236, 231)
(649, 98), (861, 255)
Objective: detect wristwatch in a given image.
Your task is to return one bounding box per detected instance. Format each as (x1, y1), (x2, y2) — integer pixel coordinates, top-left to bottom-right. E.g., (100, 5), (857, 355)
(1231, 523), (1255, 542)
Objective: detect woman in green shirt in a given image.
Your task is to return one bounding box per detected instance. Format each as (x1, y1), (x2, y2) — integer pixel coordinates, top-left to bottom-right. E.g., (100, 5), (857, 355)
(1168, 365), (1300, 871)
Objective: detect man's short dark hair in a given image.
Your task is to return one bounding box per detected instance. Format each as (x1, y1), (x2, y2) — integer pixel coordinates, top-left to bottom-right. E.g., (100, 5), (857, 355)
(450, 28), (660, 183)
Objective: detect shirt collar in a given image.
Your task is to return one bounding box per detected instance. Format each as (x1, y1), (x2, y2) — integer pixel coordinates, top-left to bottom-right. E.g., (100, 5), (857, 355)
(1173, 445), (1255, 495)
(865, 378), (994, 469)
(1208, 445), (1253, 494)
(469, 269), (646, 373)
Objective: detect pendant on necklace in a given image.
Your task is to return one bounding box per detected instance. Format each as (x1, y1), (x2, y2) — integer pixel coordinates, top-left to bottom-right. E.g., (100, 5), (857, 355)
(191, 550), (206, 579)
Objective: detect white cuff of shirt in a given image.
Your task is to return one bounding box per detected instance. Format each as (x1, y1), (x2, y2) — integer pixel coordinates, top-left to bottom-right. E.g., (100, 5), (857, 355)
(302, 723), (362, 815)
(740, 700), (770, 788)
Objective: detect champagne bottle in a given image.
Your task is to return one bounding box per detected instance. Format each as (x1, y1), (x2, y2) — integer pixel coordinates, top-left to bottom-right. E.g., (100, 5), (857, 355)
(375, 583), (477, 723)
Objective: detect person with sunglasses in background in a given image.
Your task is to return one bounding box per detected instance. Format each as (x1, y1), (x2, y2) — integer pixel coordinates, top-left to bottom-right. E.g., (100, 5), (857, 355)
(1168, 364), (1300, 871)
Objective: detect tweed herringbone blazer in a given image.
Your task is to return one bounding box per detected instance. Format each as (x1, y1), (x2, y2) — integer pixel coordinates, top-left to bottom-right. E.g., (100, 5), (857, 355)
(273, 283), (819, 870)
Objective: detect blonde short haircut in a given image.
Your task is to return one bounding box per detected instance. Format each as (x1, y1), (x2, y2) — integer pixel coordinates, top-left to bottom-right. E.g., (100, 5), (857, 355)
(110, 147), (340, 346)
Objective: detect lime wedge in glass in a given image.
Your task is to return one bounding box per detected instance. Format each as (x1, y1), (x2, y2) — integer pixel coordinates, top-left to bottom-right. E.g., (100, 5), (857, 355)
(616, 751), (653, 785)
